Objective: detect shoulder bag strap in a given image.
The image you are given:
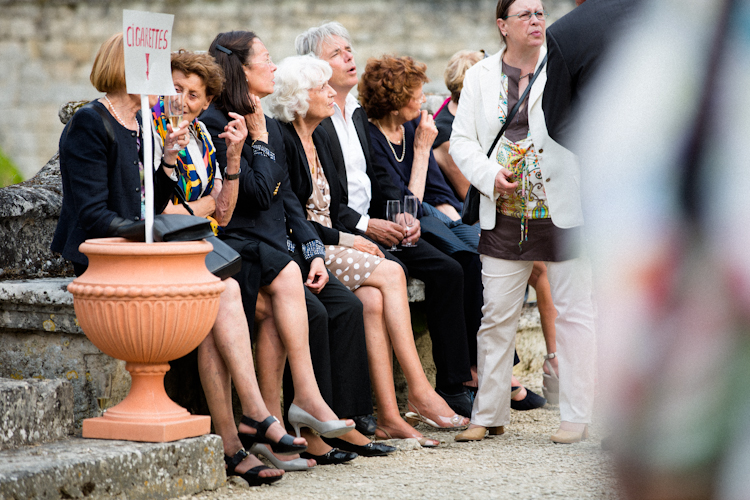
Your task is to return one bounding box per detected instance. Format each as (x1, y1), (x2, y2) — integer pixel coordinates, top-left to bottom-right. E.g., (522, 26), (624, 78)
(485, 54), (548, 158)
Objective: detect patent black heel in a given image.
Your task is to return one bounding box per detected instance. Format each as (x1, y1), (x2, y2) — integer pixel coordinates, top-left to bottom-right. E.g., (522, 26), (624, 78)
(238, 415), (307, 455)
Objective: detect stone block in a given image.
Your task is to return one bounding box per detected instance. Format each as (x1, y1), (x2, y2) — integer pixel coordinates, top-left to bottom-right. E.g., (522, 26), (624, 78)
(0, 278), (131, 431)
(0, 155), (71, 279)
(0, 378), (74, 450)
(0, 435), (225, 500)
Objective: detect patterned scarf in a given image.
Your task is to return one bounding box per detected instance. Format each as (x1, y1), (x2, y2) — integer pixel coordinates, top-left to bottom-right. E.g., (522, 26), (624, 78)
(151, 97), (216, 202)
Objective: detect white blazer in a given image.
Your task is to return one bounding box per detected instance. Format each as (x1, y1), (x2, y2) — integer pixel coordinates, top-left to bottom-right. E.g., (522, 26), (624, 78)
(450, 46), (584, 230)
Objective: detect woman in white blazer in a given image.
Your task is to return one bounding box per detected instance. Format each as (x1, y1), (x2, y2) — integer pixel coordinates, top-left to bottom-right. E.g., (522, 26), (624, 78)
(451, 0), (597, 444)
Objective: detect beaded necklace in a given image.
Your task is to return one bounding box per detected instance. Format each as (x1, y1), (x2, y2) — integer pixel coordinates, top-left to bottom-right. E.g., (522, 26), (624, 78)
(376, 122), (406, 163)
(103, 94), (140, 133)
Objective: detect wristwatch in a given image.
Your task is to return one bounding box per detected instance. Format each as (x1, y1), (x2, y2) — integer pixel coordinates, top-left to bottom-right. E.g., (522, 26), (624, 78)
(224, 169), (241, 180)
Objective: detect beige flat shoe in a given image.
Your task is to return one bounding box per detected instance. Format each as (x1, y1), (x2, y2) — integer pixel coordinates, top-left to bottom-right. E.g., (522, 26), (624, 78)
(374, 425), (440, 448)
(550, 425), (588, 444)
(454, 426), (504, 442)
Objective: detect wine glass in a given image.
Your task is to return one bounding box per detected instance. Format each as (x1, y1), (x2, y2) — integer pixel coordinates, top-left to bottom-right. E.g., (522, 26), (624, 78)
(401, 195), (418, 248)
(95, 372), (112, 417)
(166, 94), (184, 151)
(385, 200), (402, 252)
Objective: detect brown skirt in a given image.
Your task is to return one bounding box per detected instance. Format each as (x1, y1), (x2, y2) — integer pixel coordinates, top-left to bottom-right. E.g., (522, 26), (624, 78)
(477, 212), (581, 262)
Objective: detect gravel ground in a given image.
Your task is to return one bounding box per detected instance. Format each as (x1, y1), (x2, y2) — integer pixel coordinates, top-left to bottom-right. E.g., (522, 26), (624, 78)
(180, 309), (621, 500)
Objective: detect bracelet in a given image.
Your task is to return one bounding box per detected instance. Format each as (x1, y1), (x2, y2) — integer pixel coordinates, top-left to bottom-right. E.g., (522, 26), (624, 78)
(224, 169), (240, 181)
(160, 157), (176, 169)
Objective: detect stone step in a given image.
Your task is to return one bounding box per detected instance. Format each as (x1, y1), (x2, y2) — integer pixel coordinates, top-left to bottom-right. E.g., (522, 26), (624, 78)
(0, 377), (74, 451)
(0, 435), (225, 500)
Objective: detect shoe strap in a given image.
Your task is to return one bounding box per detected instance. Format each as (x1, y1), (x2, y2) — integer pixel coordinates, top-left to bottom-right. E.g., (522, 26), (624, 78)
(224, 448), (249, 473)
(240, 415), (279, 439)
(544, 352), (557, 360)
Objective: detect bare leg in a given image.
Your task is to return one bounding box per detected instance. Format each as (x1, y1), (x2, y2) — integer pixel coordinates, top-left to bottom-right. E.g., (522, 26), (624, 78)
(254, 296), (316, 466)
(355, 261), (468, 434)
(529, 261), (559, 376)
(261, 262), (350, 425)
(197, 279), (284, 478)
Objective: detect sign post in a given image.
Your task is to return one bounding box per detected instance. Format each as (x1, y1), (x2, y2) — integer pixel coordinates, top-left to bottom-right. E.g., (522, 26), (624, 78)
(123, 10), (176, 243)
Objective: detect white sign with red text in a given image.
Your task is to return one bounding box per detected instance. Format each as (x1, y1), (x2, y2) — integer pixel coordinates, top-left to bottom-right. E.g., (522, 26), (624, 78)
(123, 9), (175, 95)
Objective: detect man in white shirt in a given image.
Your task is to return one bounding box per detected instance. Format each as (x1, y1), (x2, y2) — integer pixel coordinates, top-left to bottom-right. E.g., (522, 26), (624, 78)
(296, 22), (476, 421)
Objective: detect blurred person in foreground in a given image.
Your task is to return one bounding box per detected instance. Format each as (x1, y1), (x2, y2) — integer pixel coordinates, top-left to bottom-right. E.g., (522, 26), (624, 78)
(436, 48), (561, 405)
(450, 0), (597, 443)
(574, 0), (750, 498)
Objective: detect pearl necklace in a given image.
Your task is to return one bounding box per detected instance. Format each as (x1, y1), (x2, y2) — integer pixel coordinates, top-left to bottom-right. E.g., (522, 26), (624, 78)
(376, 122), (405, 163)
(103, 94), (139, 132)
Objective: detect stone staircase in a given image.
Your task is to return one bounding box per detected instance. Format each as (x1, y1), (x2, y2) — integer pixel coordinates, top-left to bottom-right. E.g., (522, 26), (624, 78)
(0, 377), (225, 500)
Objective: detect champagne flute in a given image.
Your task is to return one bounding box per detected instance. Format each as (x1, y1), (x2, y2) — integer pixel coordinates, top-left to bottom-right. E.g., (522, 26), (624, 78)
(402, 195), (418, 247)
(166, 94), (184, 151)
(95, 372), (112, 417)
(385, 200), (402, 252)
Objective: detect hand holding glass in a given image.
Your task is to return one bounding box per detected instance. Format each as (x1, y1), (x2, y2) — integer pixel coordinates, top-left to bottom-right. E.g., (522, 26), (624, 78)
(401, 195), (418, 247)
(385, 200), (402, 252)
(166, 94), (184, 151)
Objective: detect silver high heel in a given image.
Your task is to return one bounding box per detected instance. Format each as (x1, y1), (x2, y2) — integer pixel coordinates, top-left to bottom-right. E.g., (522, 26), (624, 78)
(287, 403), (355, 438)
(542, 352), (560, 405)
(249, 443), (313, 471)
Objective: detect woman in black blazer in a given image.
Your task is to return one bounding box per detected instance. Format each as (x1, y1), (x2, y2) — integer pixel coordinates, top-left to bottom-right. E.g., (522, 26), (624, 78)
(52, 33), (179, 276)
(269, 54), (471, 447)
(203, 31), (383, 468)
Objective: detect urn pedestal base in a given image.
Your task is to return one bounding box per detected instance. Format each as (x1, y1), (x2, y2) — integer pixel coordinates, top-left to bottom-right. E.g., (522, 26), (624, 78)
(82, 362), (210, 442)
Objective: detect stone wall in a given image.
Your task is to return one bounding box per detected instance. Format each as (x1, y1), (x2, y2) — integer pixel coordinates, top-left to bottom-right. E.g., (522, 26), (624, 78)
(0, 0), (574, 180)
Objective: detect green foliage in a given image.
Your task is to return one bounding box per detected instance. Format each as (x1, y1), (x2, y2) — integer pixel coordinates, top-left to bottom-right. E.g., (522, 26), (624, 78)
(0, 147), (23, 187)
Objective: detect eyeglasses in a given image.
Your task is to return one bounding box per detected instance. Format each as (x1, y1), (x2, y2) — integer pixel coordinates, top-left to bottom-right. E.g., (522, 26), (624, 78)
(503, 10), (547, 21)
(245, 54), (274, 67)
(411, 91), (426, 103)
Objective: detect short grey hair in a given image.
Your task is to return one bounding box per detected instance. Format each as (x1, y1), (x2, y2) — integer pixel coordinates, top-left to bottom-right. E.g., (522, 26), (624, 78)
(295, 21), (353, 57)
(268, 55), (333, 123)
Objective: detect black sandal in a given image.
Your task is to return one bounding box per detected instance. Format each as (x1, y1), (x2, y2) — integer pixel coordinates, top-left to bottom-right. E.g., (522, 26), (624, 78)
(238, 415), (307, 455)
(224, 448), (283, 487)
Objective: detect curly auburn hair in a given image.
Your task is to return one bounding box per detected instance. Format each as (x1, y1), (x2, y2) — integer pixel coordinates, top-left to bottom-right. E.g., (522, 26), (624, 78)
(170, 50), (225, 99)
(358, 55), (429, 120)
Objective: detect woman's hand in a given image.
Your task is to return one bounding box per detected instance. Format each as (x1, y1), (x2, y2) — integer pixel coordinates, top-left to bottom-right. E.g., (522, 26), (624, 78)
(219, 112), (248, 166)
(162, 120), (190, 165)
(305, 257), (329, 294)
(413, 110), (438, 153)
(353, 236), (385, 258)
(494, 168), (519, 196)
(245, 94), (269, 142)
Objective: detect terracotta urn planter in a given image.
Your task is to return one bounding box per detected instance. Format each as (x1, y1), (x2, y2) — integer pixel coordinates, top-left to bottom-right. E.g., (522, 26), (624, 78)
(67, 237), (225, 442)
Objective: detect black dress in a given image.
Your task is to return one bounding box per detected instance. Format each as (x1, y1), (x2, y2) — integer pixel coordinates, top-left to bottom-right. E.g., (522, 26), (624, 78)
(202, 105), (373, 419)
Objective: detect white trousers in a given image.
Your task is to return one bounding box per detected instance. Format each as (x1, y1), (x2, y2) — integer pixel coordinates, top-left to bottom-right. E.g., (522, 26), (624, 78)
(471, 255), (597, 427)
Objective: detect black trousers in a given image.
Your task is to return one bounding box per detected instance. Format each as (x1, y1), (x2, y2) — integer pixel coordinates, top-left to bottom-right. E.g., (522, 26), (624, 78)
(283, 253), (373, 420)
(379, 239), (473, 392)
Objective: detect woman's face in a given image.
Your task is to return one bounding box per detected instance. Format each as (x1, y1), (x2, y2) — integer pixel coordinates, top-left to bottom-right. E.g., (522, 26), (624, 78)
(497, 0), (546, 49)
(244, 39), (277, 98)
(172, 70), (211, 123)
(396, 84), (426, 123)
(305, 80), (337, 122)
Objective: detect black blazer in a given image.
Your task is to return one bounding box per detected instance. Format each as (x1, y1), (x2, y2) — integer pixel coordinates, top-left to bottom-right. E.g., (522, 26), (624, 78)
(320, 106), (401, 234)
(51, 101), (176, 267)
(200, 104), (320, 253)
(280, 121), (351, 246)
(542, 0), (640, 149)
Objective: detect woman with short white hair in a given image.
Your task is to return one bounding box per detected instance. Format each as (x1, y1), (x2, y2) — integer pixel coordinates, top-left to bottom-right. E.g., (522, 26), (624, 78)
(270, 55), (469, 447)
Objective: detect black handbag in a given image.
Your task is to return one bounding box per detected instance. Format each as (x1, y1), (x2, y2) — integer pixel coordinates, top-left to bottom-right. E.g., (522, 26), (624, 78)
(168, 187), (243, 280)
(461, 54), (548, 225)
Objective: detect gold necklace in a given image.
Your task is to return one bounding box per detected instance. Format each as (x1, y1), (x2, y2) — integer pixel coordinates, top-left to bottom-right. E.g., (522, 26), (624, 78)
(376, 122), (405, 163)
